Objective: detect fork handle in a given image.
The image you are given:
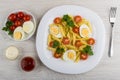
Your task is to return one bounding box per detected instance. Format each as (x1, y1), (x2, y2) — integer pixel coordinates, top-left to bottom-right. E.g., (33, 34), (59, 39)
(109, 25), (113, 57)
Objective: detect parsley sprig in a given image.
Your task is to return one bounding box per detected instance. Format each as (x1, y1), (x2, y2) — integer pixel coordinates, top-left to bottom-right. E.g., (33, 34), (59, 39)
(2, 21), (13, 36)
(82, 45), (94, 55)
(62, 14), (75, 27)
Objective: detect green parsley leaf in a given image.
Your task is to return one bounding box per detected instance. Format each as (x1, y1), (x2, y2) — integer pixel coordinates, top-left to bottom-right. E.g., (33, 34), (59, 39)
(56, 47), (65, 54)
(82, 45), (94, 55)
(62, 14), (75, 27)
(8, 31), (13, 36)
(52, 40), (60, 48)
(2, 27), (7, 31)
(6, 21), (13, 27)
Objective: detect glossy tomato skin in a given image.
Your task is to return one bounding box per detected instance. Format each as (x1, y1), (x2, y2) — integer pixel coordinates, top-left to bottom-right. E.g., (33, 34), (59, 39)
(87, 38), (95, 45)
(74, 15), (82, 23)
(72, 27), (79, 34)
(80, 53), (88, 60)
(54, 17), (61, 24)
(14, 20), (22, 27)
(17, 12), (24, 18)
(75, 40), (82, 48)
(8, 13), (17, 21)
(62, 37), (70, 45)
(10, 25), (16, 31)
(49, 41), (53, 47)
(23, 15), (31, 21)
(54, 52), (62, 58)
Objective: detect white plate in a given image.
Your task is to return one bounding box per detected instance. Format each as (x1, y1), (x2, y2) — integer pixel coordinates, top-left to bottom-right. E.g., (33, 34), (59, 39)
(3, 10), (36, 41)
(36, 5), (106, 74)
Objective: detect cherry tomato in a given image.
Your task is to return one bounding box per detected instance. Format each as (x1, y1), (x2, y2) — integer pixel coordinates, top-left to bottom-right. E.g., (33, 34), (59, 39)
(62, 37), (70, 45)
(14, 20), (22, 27)
(8, 13), (17, 21)
(74, 15), (82, 23)
(49, 41), (54, 47)
(54, 52), (62, 58)
(72, 27), (79, 34)
(23, 15), (31, 21)
(75, 40), (82, 48)
(54, 17), (61, 24)
(87, 38), (95, 45)
(10, 25), (16, 31)
(17, 12), (24, 18)
(80, 53), (88, 60)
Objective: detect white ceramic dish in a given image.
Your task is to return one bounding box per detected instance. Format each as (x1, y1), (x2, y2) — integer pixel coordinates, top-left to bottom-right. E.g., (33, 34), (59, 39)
(36, 5), (106, 74)
(3, 10), (36, 41)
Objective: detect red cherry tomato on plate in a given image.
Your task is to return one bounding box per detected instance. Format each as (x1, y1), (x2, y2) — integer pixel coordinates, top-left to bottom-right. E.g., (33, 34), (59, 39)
(8, 13), (17, 21)
(75, 40), (82, 48)
(87, 38), (95, 45)
(72, 27), (79, 34)
(74, 15), (82, 23)
(23, 15), (31, 21)
(62, 37), (70, 45)
(54, 52), (62, 58)
(49, 41), (54, 47)
(17, 12), (24, 18)
(10, 25), (16, 31)
(54, 17), (61, 24)
(14, 20), (22, 27)
(80, 53), (88, 60)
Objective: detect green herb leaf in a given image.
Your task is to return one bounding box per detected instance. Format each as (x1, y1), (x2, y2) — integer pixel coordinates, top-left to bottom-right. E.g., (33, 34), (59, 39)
(82, 45), (93, 55)
(8, 31), (13, 36)
(67, 20), (74, 27)
(2, 27), (7, 31)
(6, 21), (13, 27)
(56, 47), (65, 54)
(52, 40), (60, 48)
(62, 14), (75, 27)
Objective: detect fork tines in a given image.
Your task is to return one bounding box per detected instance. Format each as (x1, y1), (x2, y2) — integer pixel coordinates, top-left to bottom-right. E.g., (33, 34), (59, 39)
(110, 7), (117, 18)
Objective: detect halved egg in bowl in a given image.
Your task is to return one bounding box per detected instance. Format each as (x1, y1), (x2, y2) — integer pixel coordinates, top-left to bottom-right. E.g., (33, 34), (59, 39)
(2, 10), (36, 41)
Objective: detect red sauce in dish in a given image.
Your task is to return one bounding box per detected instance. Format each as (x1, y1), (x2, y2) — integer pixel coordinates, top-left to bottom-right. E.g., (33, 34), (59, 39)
(21, 56), (35, 72)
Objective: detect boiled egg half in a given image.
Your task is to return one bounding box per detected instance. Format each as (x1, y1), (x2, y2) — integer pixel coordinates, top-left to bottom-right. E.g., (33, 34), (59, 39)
(23, 21), (34, 34)
(63, 50), (76, 62)
(49, 25), (62, 38)
(79, 24), (92, 38)
(13, 27), (25, 40)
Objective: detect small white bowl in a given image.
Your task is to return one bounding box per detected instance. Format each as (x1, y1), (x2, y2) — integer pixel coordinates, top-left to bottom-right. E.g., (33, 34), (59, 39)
(3, 10), (36, 41)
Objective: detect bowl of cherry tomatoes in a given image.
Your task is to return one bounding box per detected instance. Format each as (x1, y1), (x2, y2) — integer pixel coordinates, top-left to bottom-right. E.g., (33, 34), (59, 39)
(2, 10), (36, 41)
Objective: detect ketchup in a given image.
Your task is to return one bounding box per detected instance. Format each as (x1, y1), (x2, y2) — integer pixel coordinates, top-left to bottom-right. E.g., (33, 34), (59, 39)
(21, 56), (35, 72)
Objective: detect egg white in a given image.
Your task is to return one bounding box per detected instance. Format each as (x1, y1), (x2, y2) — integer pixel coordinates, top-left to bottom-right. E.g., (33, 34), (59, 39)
(23, 21), (34, 34)
(63, 50), (76, 62)
(13, 27), (25, 40)
(79, 24), (92, 38)
(49, 25), (62, 38)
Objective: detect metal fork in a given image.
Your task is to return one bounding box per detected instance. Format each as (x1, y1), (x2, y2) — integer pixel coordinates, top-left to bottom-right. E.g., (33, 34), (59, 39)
(109, 7), (117, 57)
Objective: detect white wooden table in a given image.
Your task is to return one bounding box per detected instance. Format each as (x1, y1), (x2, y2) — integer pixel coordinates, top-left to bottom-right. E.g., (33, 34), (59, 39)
(0, 0), (120, 80)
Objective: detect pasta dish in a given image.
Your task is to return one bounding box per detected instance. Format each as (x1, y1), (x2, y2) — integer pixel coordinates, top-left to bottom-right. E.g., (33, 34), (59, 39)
(47, 14), (95, 63)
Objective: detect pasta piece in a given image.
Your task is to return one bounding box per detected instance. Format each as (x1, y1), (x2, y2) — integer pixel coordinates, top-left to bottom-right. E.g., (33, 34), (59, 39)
(47, 47), (56, 53)
(75, 51), (80, 62)
(65, 45), (77, 51)
(47, 34), (52, 45)
(51, 35), (61, 43)
(58, 24), (66, 37)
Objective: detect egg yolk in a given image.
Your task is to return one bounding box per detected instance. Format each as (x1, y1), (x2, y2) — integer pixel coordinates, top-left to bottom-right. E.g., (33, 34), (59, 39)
(81, 28), (89, 37)
(67, 52), (75, 60)
(50, 26), (59, 35)
(14, 32), (22, 40)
